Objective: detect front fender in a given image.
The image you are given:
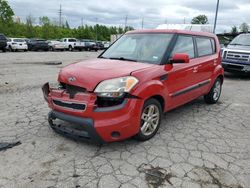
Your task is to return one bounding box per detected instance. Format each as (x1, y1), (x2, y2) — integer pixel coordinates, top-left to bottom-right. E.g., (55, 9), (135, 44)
(132, 80), (168, 110)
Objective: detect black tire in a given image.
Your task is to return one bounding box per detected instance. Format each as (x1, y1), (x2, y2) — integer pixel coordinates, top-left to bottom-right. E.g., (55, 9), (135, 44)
(49, 46), (54, 51)
(204, 78), (222, 104)
(135, 98), (162, 141)
(2, 48), (6, 52)
(9, 46), (13, 52)
(69, 45), (73, 51)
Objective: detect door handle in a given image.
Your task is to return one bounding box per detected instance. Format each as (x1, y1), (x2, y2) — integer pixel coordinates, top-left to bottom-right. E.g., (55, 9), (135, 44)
(213, 59), (217, 66)
(193, 67), (198, 73)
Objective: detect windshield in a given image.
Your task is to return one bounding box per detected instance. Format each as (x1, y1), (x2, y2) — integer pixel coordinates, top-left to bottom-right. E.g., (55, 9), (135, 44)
(230, 34), (250, 46)
(100, 33), (173, 64)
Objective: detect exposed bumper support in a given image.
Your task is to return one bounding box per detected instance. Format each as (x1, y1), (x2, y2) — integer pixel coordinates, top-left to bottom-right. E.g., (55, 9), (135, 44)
(48, 110), (104, 145)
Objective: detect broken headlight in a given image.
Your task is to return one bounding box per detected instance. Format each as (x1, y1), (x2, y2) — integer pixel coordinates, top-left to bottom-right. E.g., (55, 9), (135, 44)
(94, 76), (139, 98)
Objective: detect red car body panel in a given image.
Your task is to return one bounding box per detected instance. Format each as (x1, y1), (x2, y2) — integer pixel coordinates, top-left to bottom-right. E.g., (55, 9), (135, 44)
(58, 59), (155, 91)
(43, 29), (224, 143)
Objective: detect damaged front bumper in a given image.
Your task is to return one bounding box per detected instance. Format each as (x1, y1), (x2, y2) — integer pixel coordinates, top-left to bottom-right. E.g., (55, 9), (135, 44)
(42, 82), (143, 143)
(48, 110), (104, 145)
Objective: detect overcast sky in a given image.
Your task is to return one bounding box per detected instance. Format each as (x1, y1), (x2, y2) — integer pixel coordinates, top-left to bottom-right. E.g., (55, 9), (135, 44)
(8, 0), (250, 33)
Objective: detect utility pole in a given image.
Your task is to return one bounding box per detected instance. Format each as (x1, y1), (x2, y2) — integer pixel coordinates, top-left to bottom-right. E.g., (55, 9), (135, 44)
(124, 15), (128, 32)
(141, 17), (144, 29)
(183, 17), (186, 24)
(164, 18), (167, 24)
(59, 4), (62, 27)
(81, 17), (83, 28)
(213, 0), (220, 33)
(95, 18), (98, 42)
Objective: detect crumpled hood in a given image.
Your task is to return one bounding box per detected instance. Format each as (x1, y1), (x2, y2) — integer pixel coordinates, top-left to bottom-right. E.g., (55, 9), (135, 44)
(58, 58), (154, 91)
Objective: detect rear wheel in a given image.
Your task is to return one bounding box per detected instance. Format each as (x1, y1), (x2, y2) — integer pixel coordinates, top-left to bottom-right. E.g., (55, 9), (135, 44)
(204, 78), (222, 104)
(9, 46), (13, 52)
(135, 98), (162, 141)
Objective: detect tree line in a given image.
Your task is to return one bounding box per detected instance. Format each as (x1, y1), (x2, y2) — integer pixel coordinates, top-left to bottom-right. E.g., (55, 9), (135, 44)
(0, 0), (133, 41)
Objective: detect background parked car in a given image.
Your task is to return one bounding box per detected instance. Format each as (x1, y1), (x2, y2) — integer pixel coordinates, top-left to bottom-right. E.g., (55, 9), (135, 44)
(74, 40), (85, 51)
(103, 41), (111, 49)
(48, 40), (66, 51)
(61, 38), (77, 51)
(84, 41), (98, 51)
(96, 41), (105, 50)
(27, 39), (49, 51)
(7, 38), (28, 52)
(222, 33), (250, 75)
(0, 33), (7, 52)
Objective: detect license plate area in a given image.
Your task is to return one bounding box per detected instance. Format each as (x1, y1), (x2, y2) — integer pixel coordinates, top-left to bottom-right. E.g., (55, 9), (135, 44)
(52, 99), (86, 111)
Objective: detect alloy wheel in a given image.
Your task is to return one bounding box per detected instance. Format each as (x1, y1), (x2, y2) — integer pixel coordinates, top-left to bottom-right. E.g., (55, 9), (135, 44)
(140, 104), (160, 136)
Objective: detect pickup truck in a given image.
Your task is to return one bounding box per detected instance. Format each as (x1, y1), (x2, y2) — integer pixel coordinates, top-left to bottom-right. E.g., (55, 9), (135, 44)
(61, 38), (77, 51)
(222, 33), (250, 74)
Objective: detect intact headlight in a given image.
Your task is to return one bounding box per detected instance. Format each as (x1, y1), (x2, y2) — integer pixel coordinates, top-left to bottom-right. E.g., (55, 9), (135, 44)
(94, 76), (139, 98)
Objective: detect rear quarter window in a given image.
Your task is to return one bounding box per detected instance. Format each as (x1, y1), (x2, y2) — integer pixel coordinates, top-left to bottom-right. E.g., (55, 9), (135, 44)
(196, 37), (214, 57)
(69, 39), (76, 42)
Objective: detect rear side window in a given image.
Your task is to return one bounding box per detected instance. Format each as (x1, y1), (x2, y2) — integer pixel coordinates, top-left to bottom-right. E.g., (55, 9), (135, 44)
(69, 39), (76, 42)
(196, 37), (214, 56)
(171, 35), (195, 58)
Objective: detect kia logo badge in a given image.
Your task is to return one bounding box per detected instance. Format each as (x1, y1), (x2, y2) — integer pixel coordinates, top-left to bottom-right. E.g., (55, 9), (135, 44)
(68, 76), (76, 82)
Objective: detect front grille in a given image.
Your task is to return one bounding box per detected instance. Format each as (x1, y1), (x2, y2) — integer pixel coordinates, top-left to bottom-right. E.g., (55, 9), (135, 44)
(60, 83), (86, 99)
(227, 64), (244, 70)
(53, 99), (86, 111)
(225, 51), (250, 62)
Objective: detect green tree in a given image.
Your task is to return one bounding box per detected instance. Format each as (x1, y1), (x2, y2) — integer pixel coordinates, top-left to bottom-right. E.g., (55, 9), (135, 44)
(231, 26), (238, 35)
(191, 15), (208, 24)
(0, 0), (14, 23)
(239, 22), (249, 33)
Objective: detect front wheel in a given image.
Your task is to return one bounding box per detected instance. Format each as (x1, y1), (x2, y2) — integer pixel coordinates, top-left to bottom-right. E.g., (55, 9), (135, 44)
(69, 45), (73, 51)
(135, 98), (162, 141)
(204, 78), (222, 104)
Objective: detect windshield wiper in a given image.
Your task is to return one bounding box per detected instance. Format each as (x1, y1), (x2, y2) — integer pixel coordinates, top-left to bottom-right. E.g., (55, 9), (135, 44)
(99, 56), (108, 59)
(109, 57), (137, 62)
(230, 43), (250, 46)
(230, 43), (242, 45)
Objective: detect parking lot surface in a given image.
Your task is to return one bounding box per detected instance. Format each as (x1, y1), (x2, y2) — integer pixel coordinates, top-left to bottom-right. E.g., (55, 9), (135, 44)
(0, 51), (250, 188)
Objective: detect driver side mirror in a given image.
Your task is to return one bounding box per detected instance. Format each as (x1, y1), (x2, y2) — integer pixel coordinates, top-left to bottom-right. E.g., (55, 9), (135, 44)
(169, 53), (190, 64)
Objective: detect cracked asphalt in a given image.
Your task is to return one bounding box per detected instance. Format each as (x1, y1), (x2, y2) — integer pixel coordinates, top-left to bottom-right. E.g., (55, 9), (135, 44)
(0, 51), (250, 188)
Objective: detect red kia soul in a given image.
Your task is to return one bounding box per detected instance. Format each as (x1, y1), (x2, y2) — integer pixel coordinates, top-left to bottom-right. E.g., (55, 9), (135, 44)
(42, 29), (224, 144)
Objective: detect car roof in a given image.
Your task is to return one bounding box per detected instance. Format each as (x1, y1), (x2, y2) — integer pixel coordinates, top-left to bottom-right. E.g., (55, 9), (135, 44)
(126, 29), (217, 38)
